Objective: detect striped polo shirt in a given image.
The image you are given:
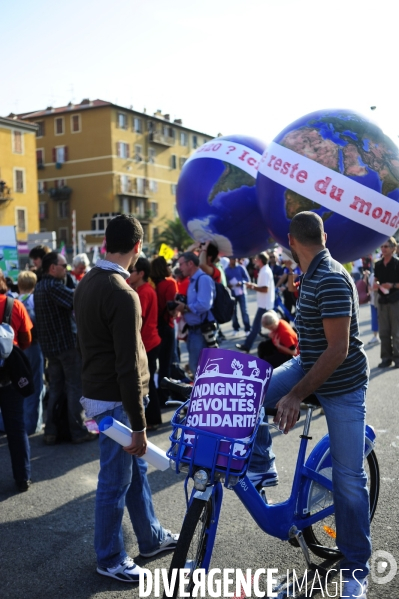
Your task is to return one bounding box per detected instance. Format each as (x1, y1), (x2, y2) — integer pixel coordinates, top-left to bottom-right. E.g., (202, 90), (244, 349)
(295, 249), (368, 396)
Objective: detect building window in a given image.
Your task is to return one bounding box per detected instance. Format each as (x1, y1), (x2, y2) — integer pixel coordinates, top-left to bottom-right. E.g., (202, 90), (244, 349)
(14, 169), (24, 193)
(148, 180), (158, 193)
(173, 204), (178, 218)
(136, 198), (145, 217)
(38, 181), (47, 194)
(136, 178), (145, 195)
(12, 131), (23, 154)
(58, 227), (69, 244)
(39, 202), (48, 220)
(118, 113), (128, 129)
(121, 197), (131, 214)
(54, 179), (66, 189)
(16, 208), (27, 233)
(134, 144), (143, 162)
(120, 175), (130, 193)
(55, 117), (64, 135)
(171, 183), (177, 195)
(53, 146), (68, 164)
(134, 117), (142, 133)
(150, 201), (158, 217)
(180, 132), (188, 146)
(71, 114), (81, 133)
(116, 142), (129, 158)
(179, 157), (187, 169)
(192, 135), (198, 149)
(171, 155), (177, 169)
(36, 148), (45, 167)
(36, 121), (45, 137)
(57, 200), (69, 219)
(152, 227), (159, 240)
(148, 148), (156, 164)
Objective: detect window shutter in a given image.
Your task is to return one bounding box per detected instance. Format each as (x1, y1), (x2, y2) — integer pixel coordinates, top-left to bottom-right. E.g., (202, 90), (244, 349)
(64, 146), (68, 161)
(52, 148), (56, 162)
(116, 142), (120, 157)
(44, 182), (48, 191)
(54, 180), (58, 189)
(126, 144), (130, 158)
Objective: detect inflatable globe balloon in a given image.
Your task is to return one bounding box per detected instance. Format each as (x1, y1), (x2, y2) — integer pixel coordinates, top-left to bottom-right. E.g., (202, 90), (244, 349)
(176, 135), (273, 257)
(257, 109), (399, 263)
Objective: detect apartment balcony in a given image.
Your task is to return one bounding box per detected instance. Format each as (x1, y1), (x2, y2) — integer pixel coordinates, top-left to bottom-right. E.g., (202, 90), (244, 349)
(118, 181), (150, 198)
(49, 185), (73, 200)
(0, 181), (13, 203)
(134, 210), (155, 223)
(149, 131), (175, 146)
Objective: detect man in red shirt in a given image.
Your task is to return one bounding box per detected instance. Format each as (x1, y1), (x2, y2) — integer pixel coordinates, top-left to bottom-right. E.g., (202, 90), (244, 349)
(128, 258), (162, 428)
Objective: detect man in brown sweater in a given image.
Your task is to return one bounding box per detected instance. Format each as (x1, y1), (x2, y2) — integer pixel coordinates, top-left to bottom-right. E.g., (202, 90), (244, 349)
(74, 215), (178, 583)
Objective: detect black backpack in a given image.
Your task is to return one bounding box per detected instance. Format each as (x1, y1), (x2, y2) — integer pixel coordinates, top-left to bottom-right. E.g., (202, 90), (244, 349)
(195, 274), (235, 325)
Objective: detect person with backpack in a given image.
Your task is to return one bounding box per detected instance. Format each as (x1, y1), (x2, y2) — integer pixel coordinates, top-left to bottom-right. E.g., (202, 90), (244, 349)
(0, 269), (33, 492)
(17, 270), (46, 435)
(175, 252), (216, 374)
(198, 241), (228, 342)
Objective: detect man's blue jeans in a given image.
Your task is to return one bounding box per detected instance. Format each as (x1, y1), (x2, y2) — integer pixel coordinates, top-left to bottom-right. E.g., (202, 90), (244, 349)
(93, 405), (167, 568)
(250, 356), (371, 577)
(187, 328), (208, 375)
(243, 307), (266, 350)
(232, 294), (251, 332)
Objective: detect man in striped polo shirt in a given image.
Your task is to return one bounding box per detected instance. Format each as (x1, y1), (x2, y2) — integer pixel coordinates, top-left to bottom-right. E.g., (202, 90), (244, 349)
(249, 212), (370, 598)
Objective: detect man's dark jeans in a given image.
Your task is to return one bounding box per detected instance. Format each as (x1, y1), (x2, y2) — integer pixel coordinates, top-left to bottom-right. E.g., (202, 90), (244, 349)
(0, 384), (31, 482)
(45, 348), (87, 441)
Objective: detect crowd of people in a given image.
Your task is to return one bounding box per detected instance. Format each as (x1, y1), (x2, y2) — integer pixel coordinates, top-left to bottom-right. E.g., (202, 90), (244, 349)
(1, 213), (398, 596)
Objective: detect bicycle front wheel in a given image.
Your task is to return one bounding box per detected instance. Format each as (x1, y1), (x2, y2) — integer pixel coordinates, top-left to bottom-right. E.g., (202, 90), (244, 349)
(302, 449), (380, 560)
(163, 497), (214, 599)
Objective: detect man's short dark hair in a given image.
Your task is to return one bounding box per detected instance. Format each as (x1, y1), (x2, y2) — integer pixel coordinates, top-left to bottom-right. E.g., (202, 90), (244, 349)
(105, 214), (143, 254)
(257, 252), (269, 265)
(290, 211), (324, 246)
(29, 244), (50, 260)
(134, 257), (150, 281)
(180, 251), (199, 266)
(42, 251), (60, 273)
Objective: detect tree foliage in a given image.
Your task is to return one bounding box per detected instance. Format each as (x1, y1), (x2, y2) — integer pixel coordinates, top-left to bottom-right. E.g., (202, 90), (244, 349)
(155, 218), (193, 252)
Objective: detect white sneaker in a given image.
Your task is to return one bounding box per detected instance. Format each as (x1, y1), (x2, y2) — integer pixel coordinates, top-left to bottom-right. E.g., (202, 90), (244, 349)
(97, 556), (145, 583)
(139, 531), (179, 557)
(232, 331), (240, 337)
(366, 337), (380, 346)
(341, 576), (368, 598)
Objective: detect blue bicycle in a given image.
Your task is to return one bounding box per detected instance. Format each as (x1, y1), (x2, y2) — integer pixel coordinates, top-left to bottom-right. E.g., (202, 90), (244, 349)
(161, 379), (380, 598)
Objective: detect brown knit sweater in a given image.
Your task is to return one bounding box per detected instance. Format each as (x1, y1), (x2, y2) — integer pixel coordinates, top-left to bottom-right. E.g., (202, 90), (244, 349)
(74, 266), (149, 431)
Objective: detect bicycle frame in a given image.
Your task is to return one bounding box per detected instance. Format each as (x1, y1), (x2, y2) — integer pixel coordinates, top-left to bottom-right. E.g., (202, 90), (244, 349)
(178, 405), (376, 572)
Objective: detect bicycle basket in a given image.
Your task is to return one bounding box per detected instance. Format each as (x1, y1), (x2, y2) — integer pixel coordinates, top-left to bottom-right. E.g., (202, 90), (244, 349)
(167, 401), (262, 488)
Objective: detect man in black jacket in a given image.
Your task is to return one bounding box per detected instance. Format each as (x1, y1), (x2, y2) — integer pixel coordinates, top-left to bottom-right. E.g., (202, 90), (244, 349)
(373, 237), (399, 368)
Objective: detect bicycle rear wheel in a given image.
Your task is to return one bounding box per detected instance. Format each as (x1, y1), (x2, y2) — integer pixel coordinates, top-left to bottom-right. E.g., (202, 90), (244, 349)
(162, 497), (214, 599)
(302, 449), (379, 560)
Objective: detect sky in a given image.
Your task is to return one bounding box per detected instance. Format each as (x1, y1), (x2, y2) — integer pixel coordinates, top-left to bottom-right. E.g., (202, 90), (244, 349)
(1, 0), (399, 144)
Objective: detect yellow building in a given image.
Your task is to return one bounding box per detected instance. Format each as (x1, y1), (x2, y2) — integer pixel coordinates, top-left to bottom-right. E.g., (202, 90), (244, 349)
(18, 100), (214, 251)
(0, 116), (39, 241)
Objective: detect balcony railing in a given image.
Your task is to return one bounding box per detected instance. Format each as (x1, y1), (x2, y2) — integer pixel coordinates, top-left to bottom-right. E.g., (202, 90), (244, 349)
(0, 181), (13, 203)
(118, 180), (150, 198)
(49, 185), (72, 200)
(149, 131), (175, 146)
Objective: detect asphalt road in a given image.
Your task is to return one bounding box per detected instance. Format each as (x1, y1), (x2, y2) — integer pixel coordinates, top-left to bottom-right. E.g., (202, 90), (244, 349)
(0, 292), (398, 599)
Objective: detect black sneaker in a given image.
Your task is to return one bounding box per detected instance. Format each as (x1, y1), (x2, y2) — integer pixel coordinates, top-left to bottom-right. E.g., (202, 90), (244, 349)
(16, 480), (32, 492)
(97, 557), (145, 583)
(378, 360), (392, 368)
(235, 343), (249, 353)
